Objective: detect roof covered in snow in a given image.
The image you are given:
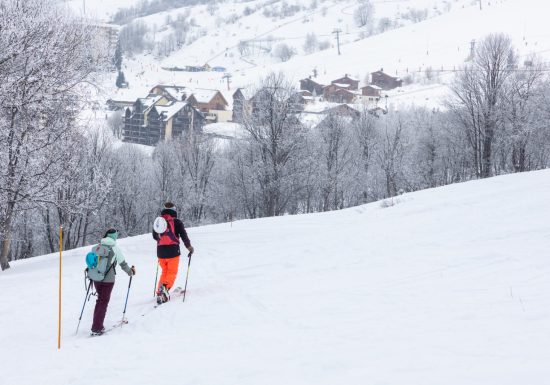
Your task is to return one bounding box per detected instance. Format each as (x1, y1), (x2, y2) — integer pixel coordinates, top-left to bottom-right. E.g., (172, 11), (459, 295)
(189, 88), (222, 104)
(138, 95), (163, 110)
(233, 87), (256, 101)
(154, 101), (189, 121)
(151, 85), (189, 101)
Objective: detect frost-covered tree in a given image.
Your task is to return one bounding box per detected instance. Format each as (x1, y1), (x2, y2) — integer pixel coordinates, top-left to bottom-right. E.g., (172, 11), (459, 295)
(448, 33), (516, 178)
(273, 43), (296, 62)
(501, 60), (546, 172)
(354, 1), (375, 32)
(303, 33), (318, 54)
(0, 0), (108, 270)
(119, 20), (151, 56)
(315, 114), (355, 211)
(353, 108), (379, 202)
(113, 40), (123, 71)
(42, 129), (114, 252)
(109, 144), (155, 237)
(175, 133), (216, 224)
(377, 114), (409, 197)
(241, 73), (306, 217)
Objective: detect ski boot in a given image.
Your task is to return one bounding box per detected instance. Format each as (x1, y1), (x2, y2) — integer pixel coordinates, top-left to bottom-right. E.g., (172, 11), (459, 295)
(156, 284), (170, 305)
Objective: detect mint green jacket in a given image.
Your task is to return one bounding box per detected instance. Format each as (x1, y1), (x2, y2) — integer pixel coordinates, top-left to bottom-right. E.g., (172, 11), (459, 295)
(98, 237), (133, 283)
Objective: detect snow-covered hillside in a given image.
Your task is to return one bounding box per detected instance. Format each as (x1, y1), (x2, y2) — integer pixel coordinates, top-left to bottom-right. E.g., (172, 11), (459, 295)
(2, 170), (550, 385)
(66, 0), (550, 110)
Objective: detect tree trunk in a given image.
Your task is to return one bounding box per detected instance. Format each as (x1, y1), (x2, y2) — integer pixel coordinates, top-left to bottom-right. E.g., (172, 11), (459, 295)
(0, 205), (15, 270)
(481, 126), (494, 178)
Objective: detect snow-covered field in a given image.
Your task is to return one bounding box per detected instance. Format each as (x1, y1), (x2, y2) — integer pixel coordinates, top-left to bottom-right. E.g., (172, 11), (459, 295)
(2, 169), (550, 385)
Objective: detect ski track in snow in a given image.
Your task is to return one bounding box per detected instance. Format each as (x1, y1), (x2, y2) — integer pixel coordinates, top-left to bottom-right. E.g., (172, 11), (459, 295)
(1, 170), (550, 384)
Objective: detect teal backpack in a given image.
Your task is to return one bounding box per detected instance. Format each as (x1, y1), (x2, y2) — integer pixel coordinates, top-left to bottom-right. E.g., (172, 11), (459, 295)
(86, 244), (116, 282)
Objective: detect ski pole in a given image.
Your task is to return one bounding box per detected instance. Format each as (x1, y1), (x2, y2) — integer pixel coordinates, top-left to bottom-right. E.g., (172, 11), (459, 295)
(121, 274), (133, 325)
(153, 260), (159, 297)
(76, 276), (93, 335)
(182, 252), (192, 302)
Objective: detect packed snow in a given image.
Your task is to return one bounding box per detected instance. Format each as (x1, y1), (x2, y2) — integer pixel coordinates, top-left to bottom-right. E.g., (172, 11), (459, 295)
(2, 169), (550, 385)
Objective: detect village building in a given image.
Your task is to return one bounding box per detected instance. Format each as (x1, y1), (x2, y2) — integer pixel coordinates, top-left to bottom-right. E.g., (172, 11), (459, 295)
(361, 84), (383, 102)
(149, 85), (189, 102)
(298, 90), (315, 104)
(186, 89), (231, 123)
(361, 85), (382, 97)
(150, 85), (231, 123)
(323, 104), (361, 119)
(299, 103), (361, 129)
(331, 74), (360, 90)
(232, 88), (255, 123)
(299, 77), (326, 96)
(123, 94), (204, 146)
(323, 84), (358, 103)
(89, 23), (120, 69)
(371, 69), (403, 90)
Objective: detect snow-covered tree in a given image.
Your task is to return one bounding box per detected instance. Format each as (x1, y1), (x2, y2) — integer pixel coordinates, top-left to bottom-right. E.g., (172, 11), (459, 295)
(273, 43), (296, 62)
(241, 73), (306, 217)
(354, 1), (375, 32)
(303, 33), (318, 54)
(447, 33), (516, 178)
(0, 0), (108, 270)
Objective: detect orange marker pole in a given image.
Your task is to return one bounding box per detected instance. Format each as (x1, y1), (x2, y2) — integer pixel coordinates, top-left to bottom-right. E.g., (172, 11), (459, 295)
(58, 226), (63, 350)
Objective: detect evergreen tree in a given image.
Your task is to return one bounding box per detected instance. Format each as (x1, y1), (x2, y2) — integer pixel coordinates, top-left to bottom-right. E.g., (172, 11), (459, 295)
(116, 71), (126, 88)
(113, 40), (123, 71)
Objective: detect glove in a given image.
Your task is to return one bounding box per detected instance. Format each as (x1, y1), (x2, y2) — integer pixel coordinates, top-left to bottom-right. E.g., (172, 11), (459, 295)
(187, 246), (194, 256)
(131, 266), (136, 276)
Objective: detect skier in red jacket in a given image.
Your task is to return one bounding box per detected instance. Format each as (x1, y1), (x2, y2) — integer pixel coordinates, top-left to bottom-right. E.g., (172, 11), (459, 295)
(152, 202), (194, 304)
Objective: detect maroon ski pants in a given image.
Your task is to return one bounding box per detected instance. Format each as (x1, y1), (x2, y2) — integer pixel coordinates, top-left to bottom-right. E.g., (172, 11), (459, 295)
(91, 281), (115, 332)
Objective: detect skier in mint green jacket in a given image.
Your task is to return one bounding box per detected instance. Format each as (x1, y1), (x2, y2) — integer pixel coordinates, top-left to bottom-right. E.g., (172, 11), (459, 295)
(90, 228), (135, 336)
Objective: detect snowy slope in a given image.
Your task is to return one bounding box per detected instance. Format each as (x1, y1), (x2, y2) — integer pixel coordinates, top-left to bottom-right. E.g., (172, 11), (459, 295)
(2, 170), (550, 385)
(77, 0), (550, 111)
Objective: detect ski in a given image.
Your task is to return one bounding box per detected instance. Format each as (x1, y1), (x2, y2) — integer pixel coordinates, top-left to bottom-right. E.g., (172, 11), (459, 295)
(89, 319), (128, 337)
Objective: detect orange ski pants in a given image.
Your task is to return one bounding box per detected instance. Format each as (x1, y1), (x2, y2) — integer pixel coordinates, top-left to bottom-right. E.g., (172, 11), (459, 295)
(157, 256), (180, 291)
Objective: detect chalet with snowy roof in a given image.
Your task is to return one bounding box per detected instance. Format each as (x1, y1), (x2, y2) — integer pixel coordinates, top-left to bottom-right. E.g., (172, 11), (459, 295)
(323, 104), (361, 119)
(299, 104), (360, 129)
(299, 77), (325, 96)
(123, 95), (204, 146)
(149, 85), (189, 102)
(323, 84), (358, 104)
(331, 75), (359, 91)
(371, 69), (402, 90)
(186, 89), (230, 123)
(187, 89), (228, 112)
(361, 85), (383, 101)
(298, 90), (315, 104)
